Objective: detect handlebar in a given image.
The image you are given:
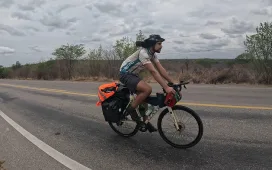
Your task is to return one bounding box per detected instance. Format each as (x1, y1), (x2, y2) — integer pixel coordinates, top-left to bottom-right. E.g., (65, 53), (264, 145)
(163, 81), (190, 93)
(168, 81), (189, 87)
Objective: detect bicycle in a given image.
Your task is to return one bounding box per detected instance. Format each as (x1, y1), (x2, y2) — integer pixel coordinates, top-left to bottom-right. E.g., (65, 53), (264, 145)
(98, 81), (204, 149)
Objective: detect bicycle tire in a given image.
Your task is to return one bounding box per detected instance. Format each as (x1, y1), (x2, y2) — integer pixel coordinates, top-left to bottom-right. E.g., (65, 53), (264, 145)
(108, 120), (139, 137)
(157, 105), (203, 149)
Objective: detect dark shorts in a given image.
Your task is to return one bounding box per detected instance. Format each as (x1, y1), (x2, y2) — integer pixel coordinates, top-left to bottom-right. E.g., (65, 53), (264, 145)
(119, 72), (141, 93)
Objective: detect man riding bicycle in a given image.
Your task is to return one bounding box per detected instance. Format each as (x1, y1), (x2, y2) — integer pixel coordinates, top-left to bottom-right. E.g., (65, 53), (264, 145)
(119, 34), (176, 132)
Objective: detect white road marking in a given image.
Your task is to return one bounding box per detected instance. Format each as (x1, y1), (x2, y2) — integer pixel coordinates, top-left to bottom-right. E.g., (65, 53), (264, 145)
(0, 110), (92, 170)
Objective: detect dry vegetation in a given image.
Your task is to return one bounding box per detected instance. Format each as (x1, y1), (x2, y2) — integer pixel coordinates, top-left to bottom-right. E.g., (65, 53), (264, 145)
(0, 160), (6, 170)
(0, 57), (261, 85)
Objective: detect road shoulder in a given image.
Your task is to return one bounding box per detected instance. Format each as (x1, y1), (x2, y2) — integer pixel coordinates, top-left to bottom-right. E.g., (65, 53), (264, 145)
(0, 108), (69, 170)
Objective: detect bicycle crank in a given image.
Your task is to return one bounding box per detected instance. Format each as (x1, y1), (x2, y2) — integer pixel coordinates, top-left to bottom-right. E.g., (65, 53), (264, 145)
(138, 124), (148, 132)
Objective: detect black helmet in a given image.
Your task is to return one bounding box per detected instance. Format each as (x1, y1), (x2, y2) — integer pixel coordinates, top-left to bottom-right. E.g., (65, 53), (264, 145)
(136, 34), (165, 48)
(146, 34), (165, 43)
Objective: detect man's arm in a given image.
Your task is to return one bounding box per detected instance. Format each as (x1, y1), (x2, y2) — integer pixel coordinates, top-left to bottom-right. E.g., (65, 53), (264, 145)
(144, 63), (169, 90)
(153, 61), (175, 84)
(138, 49), (172, 89)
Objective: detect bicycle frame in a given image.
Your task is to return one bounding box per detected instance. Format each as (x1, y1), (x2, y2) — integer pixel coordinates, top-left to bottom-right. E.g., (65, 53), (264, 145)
(122, 81), (189, 131)
(127, 93), (181, 131)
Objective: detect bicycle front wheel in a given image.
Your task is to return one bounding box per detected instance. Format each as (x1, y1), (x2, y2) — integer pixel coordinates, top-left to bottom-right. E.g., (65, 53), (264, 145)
(157, 105), (203, 149)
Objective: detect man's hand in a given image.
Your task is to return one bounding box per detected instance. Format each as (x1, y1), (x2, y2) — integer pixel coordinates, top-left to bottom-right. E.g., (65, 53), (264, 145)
(165, 86), (176, 94)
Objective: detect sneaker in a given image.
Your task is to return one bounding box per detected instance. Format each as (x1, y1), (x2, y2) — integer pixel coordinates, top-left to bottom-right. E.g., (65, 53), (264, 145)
(125, 105), (150, 132)
(146, 122), (157, 133)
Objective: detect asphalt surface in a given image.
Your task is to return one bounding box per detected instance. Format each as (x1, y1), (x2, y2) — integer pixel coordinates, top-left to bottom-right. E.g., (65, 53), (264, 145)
(0, 79), (271, 170)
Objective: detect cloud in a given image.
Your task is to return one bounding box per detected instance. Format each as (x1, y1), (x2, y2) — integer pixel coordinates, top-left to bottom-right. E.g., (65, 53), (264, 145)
(0, 0), (271, 66)
(79, 34), (103, 44)
(11, 11), (32, 20)
(0, 24), (26, 36)
(93, 2), (118, 13)
(197, 38), (230, 51)
(262, 0), (272, 5)
(192, 41), (206, 45)
(171, 37), (231, 54)
(221, 17), (256, 35)
(199, 33), (218, 39)
(57, 4), (73, 13)
(209, 38), (230, 49)
(205, 20), (222, 26)
(40, 12), (78, 30)
(23, 26), (40, 32)
(93, 1), (137, 17)
(173, 40), (184, 44)
(85, 4), (92, 11)
(0, 46), (15, 54)
(18, 4), (35, 11)
(17, 0), (46, 11)
(251, 8), (270, 15)
(189, 8), (215, 18)
(29, 46), (42, 52)
(228, 34), (243, 38)
(141, 27), (165, 35)
(0, 0), (14, 8)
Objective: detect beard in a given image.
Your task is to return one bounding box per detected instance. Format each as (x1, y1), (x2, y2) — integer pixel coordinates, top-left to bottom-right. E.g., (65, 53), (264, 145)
(155, 48), (162, 53)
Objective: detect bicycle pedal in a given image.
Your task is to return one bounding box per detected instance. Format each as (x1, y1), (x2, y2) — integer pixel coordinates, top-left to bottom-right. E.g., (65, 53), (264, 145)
(139, 126), (147, 132)
(138, 123), (147, 132)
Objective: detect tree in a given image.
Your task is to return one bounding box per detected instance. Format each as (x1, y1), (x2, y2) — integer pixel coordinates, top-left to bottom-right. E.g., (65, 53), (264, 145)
(88, 44), (103, 60)
(244, 22), (272, 84)
(0, 65), (10, 78)
(52, 43), (86, 80)
(86, 44), (104, 77)
(12, 61), (22, 70)
(136, 30), (146, 41)
(0, 65), (4, 78)
(113, 36), (136, 60)
(113, 30), (147, 60)
(234, 53), (251, 64)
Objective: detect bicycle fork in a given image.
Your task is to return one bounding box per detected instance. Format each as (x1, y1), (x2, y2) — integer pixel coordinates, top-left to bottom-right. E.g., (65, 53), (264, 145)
(167, 107), (180, 131)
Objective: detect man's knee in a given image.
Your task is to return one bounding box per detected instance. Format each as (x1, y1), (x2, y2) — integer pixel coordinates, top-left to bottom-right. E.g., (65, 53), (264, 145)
(145, 84), (152, 95)
(136, 80), (152, 94)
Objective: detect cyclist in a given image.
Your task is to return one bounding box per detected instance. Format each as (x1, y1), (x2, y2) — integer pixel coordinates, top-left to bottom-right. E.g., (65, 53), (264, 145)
(119, 34), (176, 132)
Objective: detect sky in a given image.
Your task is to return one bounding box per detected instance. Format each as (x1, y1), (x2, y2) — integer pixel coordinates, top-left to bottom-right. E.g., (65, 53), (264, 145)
(0, 0), (271, 67)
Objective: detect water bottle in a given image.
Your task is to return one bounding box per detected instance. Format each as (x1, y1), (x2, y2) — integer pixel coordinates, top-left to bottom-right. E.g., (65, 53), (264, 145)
(145, 104), (154, 116)
(138, 103), (147, 117)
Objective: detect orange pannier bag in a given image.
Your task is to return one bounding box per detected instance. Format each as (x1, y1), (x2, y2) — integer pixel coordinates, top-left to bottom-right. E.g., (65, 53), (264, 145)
(96, 82), (119, 106)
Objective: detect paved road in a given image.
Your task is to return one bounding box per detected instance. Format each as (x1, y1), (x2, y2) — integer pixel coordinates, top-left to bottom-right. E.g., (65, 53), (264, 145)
(0, 79), (271, 170)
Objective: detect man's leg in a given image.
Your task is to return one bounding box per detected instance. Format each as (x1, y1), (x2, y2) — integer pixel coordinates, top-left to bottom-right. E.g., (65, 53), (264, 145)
(120, 73), (157, 132)
(125, 80), (151, 122)
(130, 80), (152, 109)
(120, 73), (150, 109)
(130, 81), (157, 132)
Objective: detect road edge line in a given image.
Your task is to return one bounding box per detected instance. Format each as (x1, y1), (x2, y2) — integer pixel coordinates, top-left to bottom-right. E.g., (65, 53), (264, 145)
(0, 110), (92, 170)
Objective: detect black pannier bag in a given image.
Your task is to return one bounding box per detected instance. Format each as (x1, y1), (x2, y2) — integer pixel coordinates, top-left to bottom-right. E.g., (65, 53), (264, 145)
(101, 83), (130, 123)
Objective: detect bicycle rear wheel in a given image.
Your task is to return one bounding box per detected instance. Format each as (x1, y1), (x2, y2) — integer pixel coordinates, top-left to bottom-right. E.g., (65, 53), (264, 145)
(108, 116), (139, 137)
(157, 105), (203, 149)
